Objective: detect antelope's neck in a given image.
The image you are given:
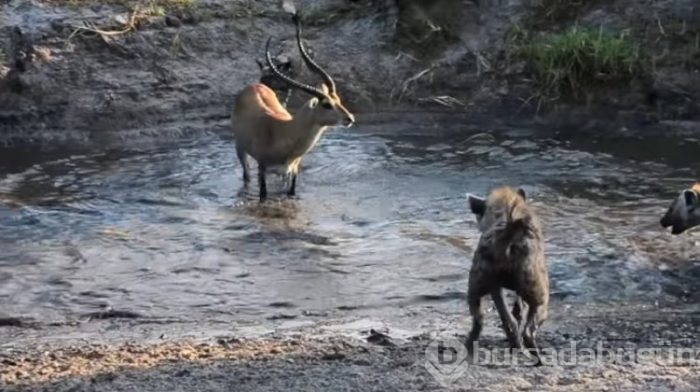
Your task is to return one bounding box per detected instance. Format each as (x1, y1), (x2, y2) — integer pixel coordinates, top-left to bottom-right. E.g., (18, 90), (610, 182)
(284, 112), (327, 159)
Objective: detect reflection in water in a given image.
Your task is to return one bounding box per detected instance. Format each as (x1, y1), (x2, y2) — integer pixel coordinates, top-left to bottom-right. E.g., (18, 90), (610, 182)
(0, 124), (699, 330)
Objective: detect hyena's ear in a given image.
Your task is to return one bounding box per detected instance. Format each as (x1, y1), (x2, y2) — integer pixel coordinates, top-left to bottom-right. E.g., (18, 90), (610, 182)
(466, 193), (486, 216)
(684, 190), (698, 207)
(517, 187), (527, 200)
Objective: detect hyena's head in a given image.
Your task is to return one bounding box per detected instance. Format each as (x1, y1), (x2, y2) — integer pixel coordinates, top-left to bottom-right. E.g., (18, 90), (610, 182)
(467, 186), (528, 233)
(660, 183), (700, 235)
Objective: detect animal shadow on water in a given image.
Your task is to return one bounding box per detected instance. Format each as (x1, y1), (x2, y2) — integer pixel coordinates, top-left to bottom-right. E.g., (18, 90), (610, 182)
(236, 165), (301, 203)
(233, 184), (307, 229)
(464, 186), (550, 367)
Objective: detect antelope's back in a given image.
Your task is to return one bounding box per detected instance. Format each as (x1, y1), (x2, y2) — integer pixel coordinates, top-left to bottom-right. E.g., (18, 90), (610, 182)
(233, 84), (291, 126)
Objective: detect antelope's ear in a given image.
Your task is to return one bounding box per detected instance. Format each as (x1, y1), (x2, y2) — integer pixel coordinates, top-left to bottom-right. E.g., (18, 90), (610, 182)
(255, 59), (265, 71)
(467, 193), (486, 216)
(517, 187), (527, 200)
(279, 61), (293, 73)
(308, 97), (319, 108)
(320, 83), (330, 95)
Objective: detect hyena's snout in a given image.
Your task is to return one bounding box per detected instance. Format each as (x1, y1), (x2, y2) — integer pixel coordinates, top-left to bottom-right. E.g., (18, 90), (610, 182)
(660, 213), (674, 229)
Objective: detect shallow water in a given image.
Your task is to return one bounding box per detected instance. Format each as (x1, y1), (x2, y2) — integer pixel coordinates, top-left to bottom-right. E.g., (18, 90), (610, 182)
(1, 120), (699, 331)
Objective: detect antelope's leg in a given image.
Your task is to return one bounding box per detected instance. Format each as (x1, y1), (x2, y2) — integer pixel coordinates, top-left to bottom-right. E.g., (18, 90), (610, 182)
(236, 145), (250, 184)
(258, 164), (267, 201)
(288, 175), (297, 196)
(287, 158), (301, 197)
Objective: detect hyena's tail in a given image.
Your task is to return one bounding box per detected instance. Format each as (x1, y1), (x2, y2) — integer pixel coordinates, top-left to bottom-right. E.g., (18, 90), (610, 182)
(499, 202), (534, 257)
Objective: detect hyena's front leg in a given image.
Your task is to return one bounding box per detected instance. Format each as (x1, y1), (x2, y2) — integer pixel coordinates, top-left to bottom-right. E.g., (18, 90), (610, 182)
(466, 292), (484, 354)
(466, 268), (489, 354)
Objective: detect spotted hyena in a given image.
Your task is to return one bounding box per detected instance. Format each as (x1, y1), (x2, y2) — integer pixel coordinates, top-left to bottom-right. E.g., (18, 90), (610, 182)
(660, 182), (700, 235)
(465, 186), (549, 364)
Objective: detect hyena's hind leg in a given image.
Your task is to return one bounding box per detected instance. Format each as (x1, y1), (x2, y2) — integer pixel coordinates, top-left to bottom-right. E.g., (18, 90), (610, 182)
(522, 303), (548, 366)
(492, 288), (524, 350)
(512, 296), (525, 334)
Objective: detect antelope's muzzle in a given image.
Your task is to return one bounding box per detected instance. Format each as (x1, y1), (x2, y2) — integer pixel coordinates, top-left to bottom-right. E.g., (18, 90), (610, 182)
(344, 113), (355, 127)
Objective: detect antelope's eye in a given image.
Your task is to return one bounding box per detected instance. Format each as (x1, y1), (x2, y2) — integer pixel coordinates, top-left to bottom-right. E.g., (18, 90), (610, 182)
(321, 101), (333, 109)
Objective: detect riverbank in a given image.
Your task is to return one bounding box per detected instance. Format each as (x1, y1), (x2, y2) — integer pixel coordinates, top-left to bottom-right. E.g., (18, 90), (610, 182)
(1, 0), (699, 146)
(2, 303), (700, 391)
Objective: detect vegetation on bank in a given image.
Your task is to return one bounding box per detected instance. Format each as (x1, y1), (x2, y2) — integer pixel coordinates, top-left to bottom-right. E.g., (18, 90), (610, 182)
(513, 0), (699, 109)
(516, 26), (646, 99)
(11, 0), (699, 114)
(531, 0), (603, 27)
(648, 19), (700, 72)
(45, 0), (194, 9)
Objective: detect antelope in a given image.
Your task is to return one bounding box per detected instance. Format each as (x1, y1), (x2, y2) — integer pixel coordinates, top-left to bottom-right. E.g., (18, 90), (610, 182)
(660, 182), (700, 234)
(231, 14), (355, 201)
(465, 186), (549, 366)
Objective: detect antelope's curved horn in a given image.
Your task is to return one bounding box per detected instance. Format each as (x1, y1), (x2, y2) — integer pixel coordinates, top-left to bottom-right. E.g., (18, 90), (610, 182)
(293, 12), (337, 95)
(265, 37), (327, 99)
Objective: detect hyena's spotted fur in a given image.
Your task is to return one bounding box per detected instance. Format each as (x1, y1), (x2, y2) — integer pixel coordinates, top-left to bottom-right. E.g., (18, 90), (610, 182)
(466, 186), (549, 365)
(661, 182), (700, 235)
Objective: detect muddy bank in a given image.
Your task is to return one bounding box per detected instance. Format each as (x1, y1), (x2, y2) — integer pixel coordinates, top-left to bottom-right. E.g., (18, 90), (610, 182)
(1, 0), (699, 146)
(2, 303), (700, 391)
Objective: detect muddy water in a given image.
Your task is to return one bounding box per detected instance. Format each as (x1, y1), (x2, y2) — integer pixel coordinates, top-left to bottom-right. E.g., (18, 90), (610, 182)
(1, 120), (699, 334)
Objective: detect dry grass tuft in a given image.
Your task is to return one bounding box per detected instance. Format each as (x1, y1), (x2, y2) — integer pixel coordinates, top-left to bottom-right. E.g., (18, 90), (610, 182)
(0, 337), (339, 386)
(43, 0), (194, 8)
(390, 65), (437, 104)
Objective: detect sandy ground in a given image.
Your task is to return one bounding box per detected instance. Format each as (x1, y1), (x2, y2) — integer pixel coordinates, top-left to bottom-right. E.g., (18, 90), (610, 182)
(3, 303), (700, 392)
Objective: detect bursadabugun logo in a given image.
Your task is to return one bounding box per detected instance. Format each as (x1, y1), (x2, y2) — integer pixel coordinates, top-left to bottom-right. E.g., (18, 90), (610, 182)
(424, 331), (470, 388)
(425, 333), (700, 388)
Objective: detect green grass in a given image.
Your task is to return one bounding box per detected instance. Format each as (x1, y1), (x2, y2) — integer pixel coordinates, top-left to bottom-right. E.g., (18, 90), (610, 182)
(522, 26), (646, 98)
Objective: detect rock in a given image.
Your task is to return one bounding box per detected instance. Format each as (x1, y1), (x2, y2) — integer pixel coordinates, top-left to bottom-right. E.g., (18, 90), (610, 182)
(366, 329), (394, 346)
(165, 15), (182, 27)
(321, 351), (345, 360)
